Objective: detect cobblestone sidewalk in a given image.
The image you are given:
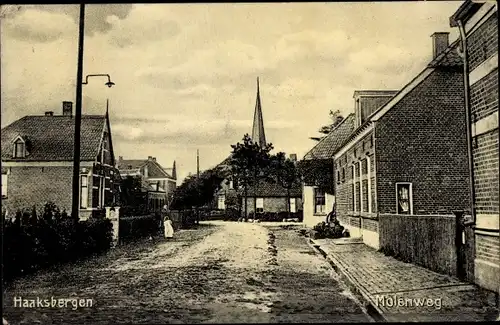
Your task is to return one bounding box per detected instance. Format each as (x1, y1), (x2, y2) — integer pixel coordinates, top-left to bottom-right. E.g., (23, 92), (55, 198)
(310, 238), (499, 322)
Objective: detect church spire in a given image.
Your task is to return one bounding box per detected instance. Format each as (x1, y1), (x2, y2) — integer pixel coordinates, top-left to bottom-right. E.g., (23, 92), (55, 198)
(251, 77), (267, 147)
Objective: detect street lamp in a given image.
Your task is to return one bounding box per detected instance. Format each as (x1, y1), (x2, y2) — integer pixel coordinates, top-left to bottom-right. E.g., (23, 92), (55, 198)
(83, 74), (116, 88)
(71, 3), (117, 219)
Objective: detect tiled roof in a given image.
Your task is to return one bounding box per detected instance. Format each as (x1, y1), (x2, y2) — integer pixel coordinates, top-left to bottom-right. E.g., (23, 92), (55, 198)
(303, 114), (356, 160)
(240, 180), (302, 197)
(117, 159), (173, 179)
(1, 115), (106, 162)
(428, 40), (463, 68)
(117, 159), (147, 169)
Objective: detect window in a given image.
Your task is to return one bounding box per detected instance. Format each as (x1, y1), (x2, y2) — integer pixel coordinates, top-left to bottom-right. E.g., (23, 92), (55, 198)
(256, 198), (264, 213)
(313, 188), (325, 214)
(396, 183), (413, 215)
(290, 198), (297, 213)
(92, 175), (103, 208)
(229, 180), (234, 189)
(337, 170), (341, 184)
(351, 166), (355, 211)
(1, 173), (8, 198)
(14, 139), (25, 158)
(370, 136), (374, 148)
(362, 159), (368, 175)
(218, 194), (225, 210)
(341, 167), (345, 182)
(80, 175), (89, 208)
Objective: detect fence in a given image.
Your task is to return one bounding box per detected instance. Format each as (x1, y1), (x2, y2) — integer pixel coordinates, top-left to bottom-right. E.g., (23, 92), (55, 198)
(168, 210), (197, 230)
(379, 214), (457, 276)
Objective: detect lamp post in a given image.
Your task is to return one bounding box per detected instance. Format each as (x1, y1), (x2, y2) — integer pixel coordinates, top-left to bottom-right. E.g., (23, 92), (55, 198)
(71, 4), (116, 219)
(71, 4), (86, 220)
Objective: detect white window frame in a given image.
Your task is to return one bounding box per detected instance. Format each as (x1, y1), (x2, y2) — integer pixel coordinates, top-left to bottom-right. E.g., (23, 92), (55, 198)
(290, 197), (297, 213)
(2, 172), (8, 198)
(218, 194), (225, 210)
(256, 197), (264, 213)
(80, 175), (89, 209)
(367, 157), (372, 213)
(358, 161), (363, 212)
(395, 182), (413, 215)
(351, 165), (356, 212)
(13, 137), (26, 158)
(313, 187), (325, 214)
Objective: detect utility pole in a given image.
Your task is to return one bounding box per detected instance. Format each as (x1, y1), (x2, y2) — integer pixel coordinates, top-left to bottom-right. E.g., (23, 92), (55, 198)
(71, 4), (85, 220)
(196, 149), (200, 224)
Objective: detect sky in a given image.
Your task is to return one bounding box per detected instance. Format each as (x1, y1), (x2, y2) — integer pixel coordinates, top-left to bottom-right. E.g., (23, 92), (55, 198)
(1, 2), (462, 183)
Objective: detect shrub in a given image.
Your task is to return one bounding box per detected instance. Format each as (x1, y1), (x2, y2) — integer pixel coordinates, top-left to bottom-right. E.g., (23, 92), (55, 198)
(3, 202), (113, 283)
(312, 221), (345, 239)
(119, 213), (162, 243)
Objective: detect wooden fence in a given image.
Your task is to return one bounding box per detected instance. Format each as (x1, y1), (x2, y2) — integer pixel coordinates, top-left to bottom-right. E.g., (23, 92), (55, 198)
(168, 210), (197, 230)
(379, 214), (457, 276)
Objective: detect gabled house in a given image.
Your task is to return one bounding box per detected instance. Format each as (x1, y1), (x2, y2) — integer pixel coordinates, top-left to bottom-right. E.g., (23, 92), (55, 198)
(1, 101), (120, 220)
(450, 0), (498, 292)
(117, 156), (177, 212)
(334, 33), (469, 252)
(300, 113), (356, 227)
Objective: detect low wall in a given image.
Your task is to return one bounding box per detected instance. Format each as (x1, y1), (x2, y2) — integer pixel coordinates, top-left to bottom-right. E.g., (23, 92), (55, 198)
(379, 214), (457, 276)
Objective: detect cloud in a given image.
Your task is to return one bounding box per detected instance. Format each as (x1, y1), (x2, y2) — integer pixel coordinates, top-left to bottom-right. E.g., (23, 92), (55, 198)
(1, 9), (77, 43)
(106, 5), (181, 48)
(2, 4), (133, 38)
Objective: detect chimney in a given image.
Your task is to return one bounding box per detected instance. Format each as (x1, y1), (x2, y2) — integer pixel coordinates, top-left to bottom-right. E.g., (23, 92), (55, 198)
(62, 101), (73, 117)
(118, 156), (123, 162)
(45, 111), (54, 116)
(431, 32), (449, 59)
(152, 157), (156, 162)
(148, 156), (153, 160)
(289, 154), (297, 162)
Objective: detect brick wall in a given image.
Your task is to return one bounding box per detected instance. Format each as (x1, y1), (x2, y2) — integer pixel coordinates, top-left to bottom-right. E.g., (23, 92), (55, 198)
(362, 218), (379, 232)
(473, 129), (499, 214)
(470, 69), (498, 122)
(375, 68), (470, 214)
(476, 234), (500, 265)
(2, 166), (73, 213)
(335, 131), (375, 220)
(242, 196), (303, 215)
(467, 12), (498, 71)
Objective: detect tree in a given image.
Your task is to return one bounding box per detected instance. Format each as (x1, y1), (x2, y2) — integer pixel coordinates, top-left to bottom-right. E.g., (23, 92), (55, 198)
(270, 152), (302, 217)
(228, 134), (273, 219)
(119, 176), (148, 215)
(310, 109), (344, 142)
(170, 167), (225, 211)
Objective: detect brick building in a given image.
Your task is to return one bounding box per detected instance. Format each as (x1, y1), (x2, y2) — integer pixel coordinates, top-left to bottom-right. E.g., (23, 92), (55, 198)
(450, 0), (498, 292)
(334, 33), (470, 249)
(117, 156), (177, 212)
(1, 101), (120, 220)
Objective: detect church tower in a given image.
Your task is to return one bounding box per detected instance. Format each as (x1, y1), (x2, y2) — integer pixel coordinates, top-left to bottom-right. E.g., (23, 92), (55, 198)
(251, 77), (267, 147)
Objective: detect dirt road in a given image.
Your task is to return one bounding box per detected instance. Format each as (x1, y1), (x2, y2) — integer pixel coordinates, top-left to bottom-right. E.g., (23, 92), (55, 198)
(3, 221), (371, 324)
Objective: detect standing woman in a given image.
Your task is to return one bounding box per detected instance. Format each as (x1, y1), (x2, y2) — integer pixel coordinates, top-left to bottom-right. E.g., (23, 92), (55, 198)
(164, 214), (174, 239)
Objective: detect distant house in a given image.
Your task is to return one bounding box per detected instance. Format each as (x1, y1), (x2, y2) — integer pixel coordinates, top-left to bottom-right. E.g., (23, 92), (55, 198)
(117, 156), (177, 212)
(300, 113), (356, 227)
(1, 101), (120, 220)
(450, 0), (498, 292)
(240, 171), (303, 216)
(334, 33), (469, 249)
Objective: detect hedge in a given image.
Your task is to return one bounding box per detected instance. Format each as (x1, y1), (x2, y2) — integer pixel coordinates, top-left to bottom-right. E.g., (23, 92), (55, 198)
(3, 203), (113, 283)
(119, 214), (163, 243)
(248, 210), (304, 222)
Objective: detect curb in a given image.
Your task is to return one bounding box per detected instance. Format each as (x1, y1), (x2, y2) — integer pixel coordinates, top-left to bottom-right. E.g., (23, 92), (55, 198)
(307, 238), (388, 322)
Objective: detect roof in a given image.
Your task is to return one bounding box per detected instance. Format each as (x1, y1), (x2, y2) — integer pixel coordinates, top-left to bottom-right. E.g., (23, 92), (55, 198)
(240, 180), (302, 197)
(117, 158), (174, 179)
(303, 114), (356, 160)
(427, 39), (463, 68)
(1, 115), (106, 162)
(334, 40), (464, 158)
(353, 90), (399, 98)
(450, 0), (484, 27)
